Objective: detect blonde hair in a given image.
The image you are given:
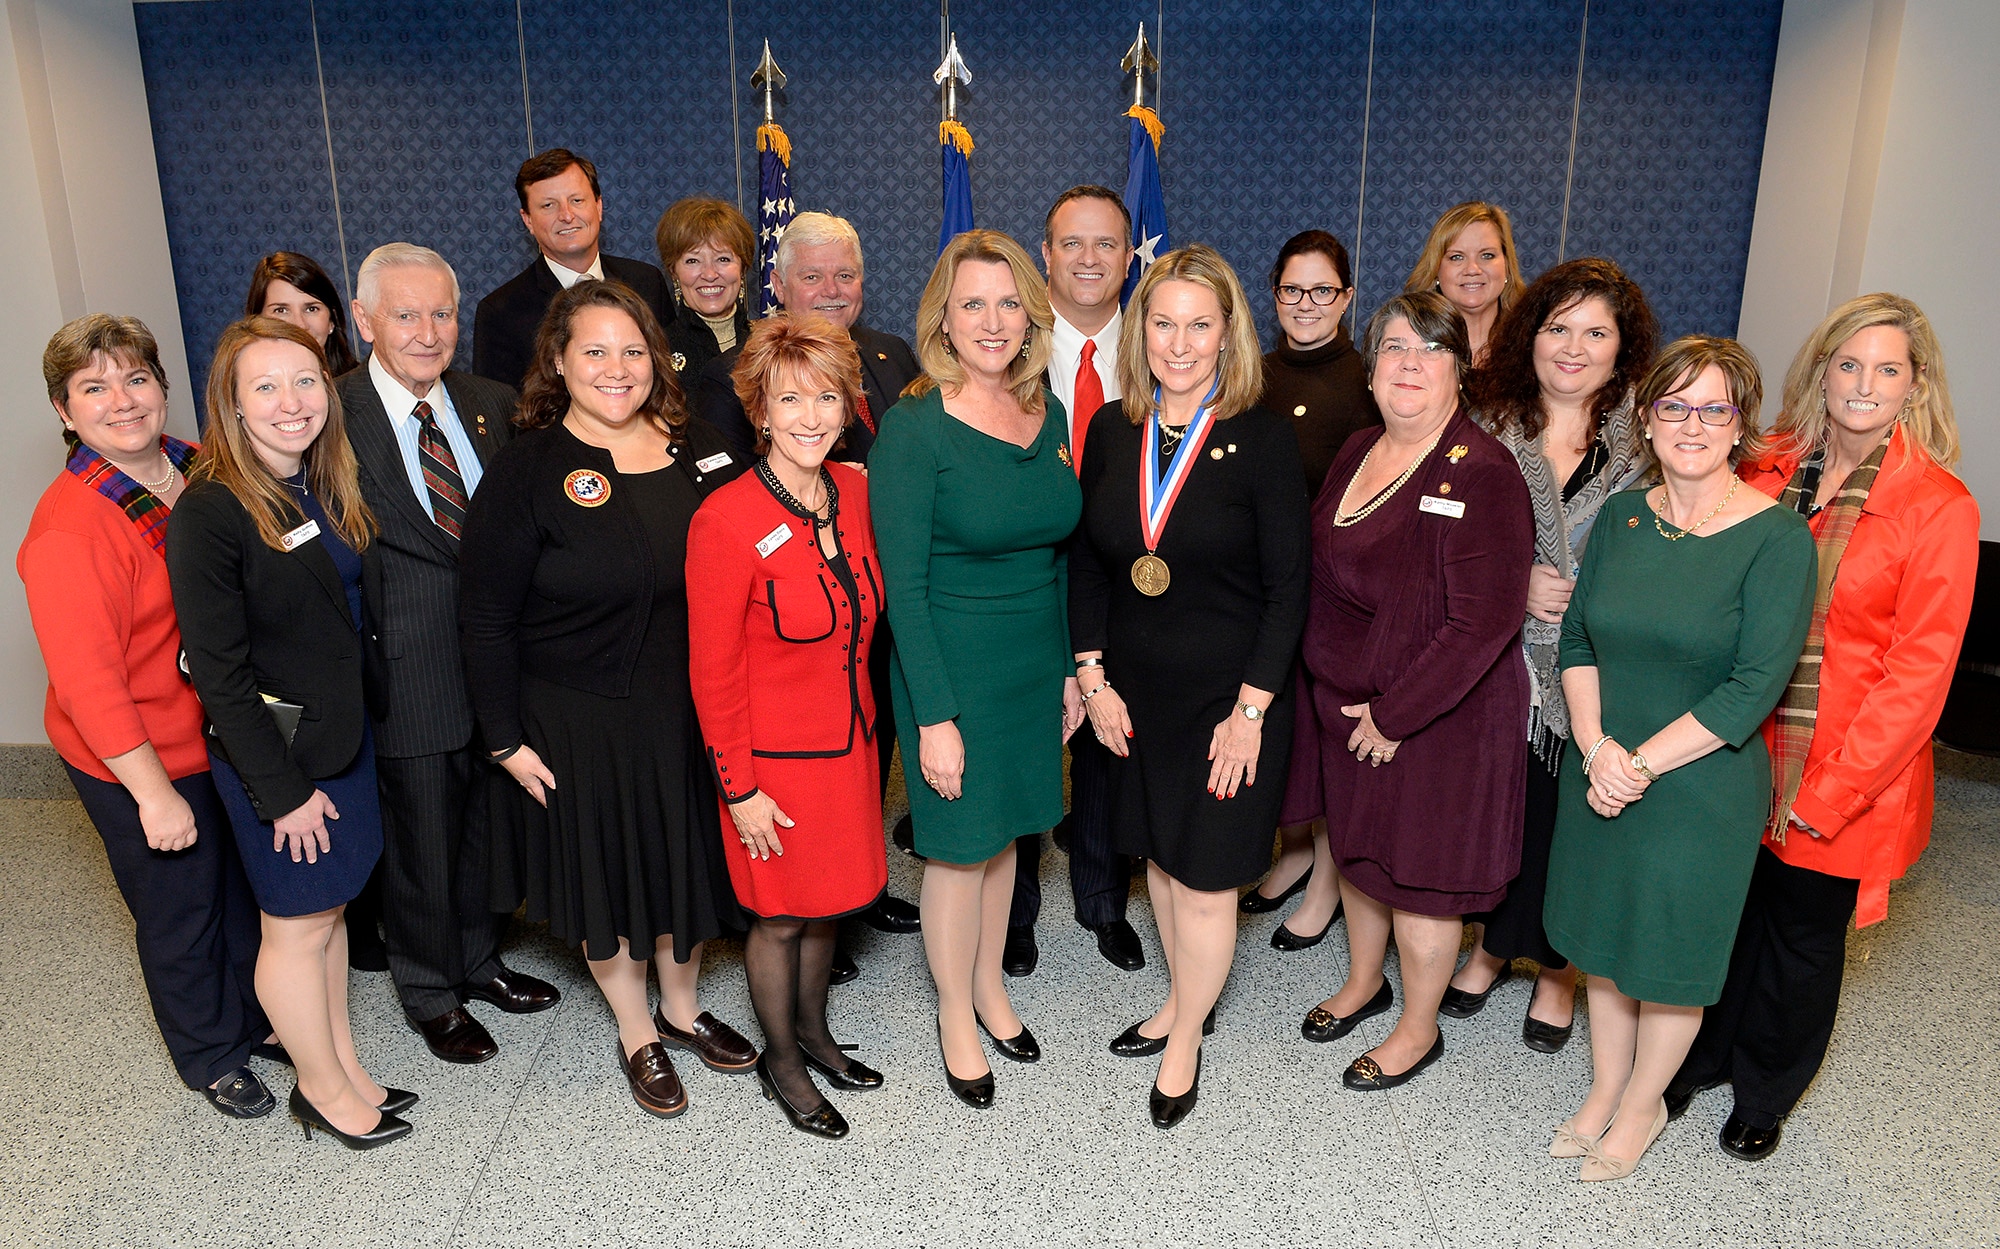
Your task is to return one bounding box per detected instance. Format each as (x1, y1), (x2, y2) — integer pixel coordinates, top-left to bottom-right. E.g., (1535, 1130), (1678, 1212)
(1117, 243), (1264, 425)
(1634, 335), (1768, 470)
(1772, 292), (1958, 468)
(905, 230), (1052, 416)
(732, 312), (864, 455)
(1402, 201), (1528, 316)
(192, 316), (376, 552)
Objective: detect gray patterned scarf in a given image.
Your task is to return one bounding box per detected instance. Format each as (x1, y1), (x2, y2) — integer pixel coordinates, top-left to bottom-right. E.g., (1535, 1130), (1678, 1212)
(1494, 397), (1652, 763)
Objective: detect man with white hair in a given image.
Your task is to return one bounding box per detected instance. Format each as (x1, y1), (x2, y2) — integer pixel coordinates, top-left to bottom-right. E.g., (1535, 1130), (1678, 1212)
(690, 212), (922, 962)
(339, 243), (560, 1065)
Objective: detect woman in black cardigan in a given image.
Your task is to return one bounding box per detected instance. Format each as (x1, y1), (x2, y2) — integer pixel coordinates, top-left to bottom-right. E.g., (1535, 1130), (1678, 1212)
(459, 280), (755, 1120)
(168, 316), (411, 1150)
(1072, 246), (1311, 1129)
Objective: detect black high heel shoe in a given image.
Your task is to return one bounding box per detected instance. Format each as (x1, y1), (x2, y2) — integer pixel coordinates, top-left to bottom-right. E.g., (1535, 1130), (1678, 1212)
(1270, 902), (1343, 951)
(1239, 866), (1311, 914)
(1149, 1049), (1201, 1130)
(289, 1087), (412, 1150)
(1302, 978), (1393, 1043)
(756, 1053), (848, 1139)
(936, 1020), (994, 1109)
(376, 1087), (420, 1116)
(800, 1043), (884, 1090)
(1108, 1006), (1216, 1057)
(976, 1015), (1041, 1063)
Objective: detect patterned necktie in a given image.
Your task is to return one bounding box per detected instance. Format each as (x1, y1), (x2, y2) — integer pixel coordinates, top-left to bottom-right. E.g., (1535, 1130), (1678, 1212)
(414, 401), (468, 538)
(1071, 339), (1104, 476)
(853, 390), (876, 435)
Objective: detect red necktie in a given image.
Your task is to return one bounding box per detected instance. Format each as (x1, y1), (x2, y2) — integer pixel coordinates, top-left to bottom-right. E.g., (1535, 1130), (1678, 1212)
(1071, 339), (1103, 477)
(414, 401), (467, 538)
(854, 390), (876, 435)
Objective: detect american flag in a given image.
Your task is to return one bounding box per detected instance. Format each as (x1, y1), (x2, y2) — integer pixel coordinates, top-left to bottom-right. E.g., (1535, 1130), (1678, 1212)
(756, 122), (795, 316)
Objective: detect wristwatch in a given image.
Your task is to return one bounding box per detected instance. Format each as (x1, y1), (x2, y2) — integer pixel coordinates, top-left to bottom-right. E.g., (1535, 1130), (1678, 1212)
(1630, 752), (1660, 782)
(1235, 701), (1265, 722)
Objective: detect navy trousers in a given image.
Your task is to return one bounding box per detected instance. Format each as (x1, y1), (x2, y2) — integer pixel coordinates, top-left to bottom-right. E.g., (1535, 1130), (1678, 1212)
(1009, 730), (1130, 930)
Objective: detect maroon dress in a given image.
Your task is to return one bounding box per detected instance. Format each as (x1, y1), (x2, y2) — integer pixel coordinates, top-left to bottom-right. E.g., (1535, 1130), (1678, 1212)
(1300, 410), (1533, 916)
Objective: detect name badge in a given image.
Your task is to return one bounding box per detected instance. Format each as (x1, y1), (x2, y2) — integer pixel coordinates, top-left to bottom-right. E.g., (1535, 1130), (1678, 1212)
(280, 519), (322, 550)
(755, 523), (792, 558)
(696, 451), (734, 473)
(1419, 495), (1465, 519)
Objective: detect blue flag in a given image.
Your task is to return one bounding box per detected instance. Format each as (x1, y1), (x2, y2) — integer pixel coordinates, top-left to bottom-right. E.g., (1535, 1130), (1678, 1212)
(1122, 106), (1169, 304)
(938, 120), (975, 255)
(756, 123), (796, 316)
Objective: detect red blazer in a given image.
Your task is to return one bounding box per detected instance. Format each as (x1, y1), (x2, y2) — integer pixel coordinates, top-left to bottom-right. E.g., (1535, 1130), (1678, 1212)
(17, 470), (209, 783)
(1741, 426), (1980, 926)
(686, 463), (881, 803)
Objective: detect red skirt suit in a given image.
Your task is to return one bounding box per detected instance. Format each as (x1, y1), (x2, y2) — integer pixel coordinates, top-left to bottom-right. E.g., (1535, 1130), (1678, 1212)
(686, 462), (889, 920)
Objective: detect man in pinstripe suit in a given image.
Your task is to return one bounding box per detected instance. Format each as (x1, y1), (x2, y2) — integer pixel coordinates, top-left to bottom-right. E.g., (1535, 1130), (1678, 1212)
(342, 244), (559, 1063)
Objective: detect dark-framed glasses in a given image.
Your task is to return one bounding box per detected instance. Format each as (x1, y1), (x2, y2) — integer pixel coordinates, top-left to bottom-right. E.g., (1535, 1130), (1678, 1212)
(1651, 399), (1740, 427)
(1276, 284), (1347, 306)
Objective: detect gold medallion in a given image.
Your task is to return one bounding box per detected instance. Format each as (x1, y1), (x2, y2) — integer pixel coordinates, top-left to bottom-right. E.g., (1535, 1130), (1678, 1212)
(1131, 554), (1171, 596)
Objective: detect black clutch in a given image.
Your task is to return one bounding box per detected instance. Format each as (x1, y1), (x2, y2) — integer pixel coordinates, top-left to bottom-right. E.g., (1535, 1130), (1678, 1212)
(260, 693), (304, 746)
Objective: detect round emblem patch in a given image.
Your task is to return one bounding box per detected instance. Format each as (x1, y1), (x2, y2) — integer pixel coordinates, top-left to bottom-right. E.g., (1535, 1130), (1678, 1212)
(564, 469), (612, 507)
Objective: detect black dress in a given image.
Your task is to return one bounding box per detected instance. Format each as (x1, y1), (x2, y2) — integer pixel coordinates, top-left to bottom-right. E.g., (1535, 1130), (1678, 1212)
(1068, 405), (1311, 890)
(1259, 328), (1379, 501)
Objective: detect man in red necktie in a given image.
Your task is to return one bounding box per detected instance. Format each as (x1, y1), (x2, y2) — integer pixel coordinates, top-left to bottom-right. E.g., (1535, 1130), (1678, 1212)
(1002, 186), (1145, 977)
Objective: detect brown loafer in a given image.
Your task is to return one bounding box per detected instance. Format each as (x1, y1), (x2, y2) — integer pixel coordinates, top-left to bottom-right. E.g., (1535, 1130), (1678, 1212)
(465, 967), (560, 1014)
(409, 1007), (498, 1064)
(654, 1007), (758, 1072)
(619, 1040), (687, 1118)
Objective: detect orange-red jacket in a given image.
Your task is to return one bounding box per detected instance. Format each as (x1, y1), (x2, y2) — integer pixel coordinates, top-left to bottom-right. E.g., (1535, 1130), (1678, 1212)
(1741, 426), (1979, 926)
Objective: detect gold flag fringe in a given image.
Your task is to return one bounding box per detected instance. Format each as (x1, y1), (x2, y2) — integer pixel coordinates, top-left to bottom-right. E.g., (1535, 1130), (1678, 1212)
(939, 119), (975, 157)
(756, 122), (792, 166)
(1126, 105), (1164, 152)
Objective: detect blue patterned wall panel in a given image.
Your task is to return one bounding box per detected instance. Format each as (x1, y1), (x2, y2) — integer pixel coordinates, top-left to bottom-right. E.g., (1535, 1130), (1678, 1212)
(314, 0), (530, 366)
(134, 0), (340, 405)
(519, 0), (738, 271)
(1164, 0), (1373, 347)
(1565, 0), (1784, 340)
(1354, 0), (1584, 321)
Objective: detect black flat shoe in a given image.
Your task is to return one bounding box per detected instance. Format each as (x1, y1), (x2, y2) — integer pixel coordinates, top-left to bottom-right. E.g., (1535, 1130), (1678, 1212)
(860, 894), (922, 934)
(203, 1067), (275, 1119)
(829, 946), (859, 985)
(376, 1087), (420, 1116)
(756, 1053), (848, 1139)
(937, 1021), (993, 1109)
(1522, 1012), (1574, 1054)
(1342, 1030), (1444, 1091)
(1719, 1111), (1783, 1161)
(1302, 979), (1393, 1043)
(1270, 904), (1342, 951)
(800, 1043), (884, 1090)
(1149, 1050), (1201, 1130)
(289, 1087), (412, 1149)
(1002, 926), (1038, 978)
(1664, 1076), (1723, 1121)
(1108, 1007), (1216, 1057)
(977, 1016), (1040, 1063)
(1438, 969), (1505, 1018)
(251, 1041), (293, 1067)
(1240, 866), (1311, 914)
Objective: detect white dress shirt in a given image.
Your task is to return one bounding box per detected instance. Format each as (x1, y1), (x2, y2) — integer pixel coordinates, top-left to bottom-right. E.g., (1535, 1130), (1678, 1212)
(1048, 308), (1122, 443)
(545, 253), (605, 289)
(369, 354), (485, 508)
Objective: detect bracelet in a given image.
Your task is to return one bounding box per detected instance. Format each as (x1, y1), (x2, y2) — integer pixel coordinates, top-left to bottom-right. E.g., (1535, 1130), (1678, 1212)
(491, 743), (523, 763)
(1579, 734), (1612, 780)
(1080, 682), (1113, 703)
(1076, 657), (1104, 670)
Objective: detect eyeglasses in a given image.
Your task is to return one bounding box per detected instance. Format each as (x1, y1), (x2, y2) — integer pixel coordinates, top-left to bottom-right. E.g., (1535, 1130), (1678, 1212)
(1377, 341), (1453, 361)
(1651, 399), (1740, 427)
(1276, 284), (1348, 306)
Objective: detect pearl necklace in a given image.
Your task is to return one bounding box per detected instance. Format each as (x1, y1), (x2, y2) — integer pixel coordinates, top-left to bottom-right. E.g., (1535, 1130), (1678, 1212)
(132, 454), (176, 494)
(1331, 430), (1445, 528)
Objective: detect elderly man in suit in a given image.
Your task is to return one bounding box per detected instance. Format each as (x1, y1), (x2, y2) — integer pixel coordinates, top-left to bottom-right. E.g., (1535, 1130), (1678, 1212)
(343, 243), (559, 1063)
(471, 148), (672, 390)
(690, 211), (922, 963)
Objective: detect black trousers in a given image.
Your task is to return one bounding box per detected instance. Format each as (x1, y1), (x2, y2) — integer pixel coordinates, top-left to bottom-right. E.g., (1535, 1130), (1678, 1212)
(375, 747), (503, 1020)
(1677, 845), (1860, 1127)
(1009, 729), (1129, 930)
(66, 764), (267, 1090)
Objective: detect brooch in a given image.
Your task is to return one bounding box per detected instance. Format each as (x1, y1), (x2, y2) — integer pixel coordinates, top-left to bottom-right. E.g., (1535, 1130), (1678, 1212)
(1447, 444), (1469, 464)
(1057, 444), (1072, 468)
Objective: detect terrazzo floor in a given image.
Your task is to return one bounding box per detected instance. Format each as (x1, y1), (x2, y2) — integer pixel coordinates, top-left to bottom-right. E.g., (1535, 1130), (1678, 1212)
(2, 752), (1996, 1249)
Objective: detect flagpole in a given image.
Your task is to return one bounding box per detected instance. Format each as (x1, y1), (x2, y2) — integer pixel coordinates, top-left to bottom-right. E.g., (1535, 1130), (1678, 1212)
(752, 41), (796, 318)
(934, 33), (975, 254)
(1120, 23), (1168, 304)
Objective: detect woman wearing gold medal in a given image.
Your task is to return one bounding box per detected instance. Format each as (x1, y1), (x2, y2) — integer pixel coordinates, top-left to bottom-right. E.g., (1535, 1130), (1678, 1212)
(1070, 244), (1310, 1128)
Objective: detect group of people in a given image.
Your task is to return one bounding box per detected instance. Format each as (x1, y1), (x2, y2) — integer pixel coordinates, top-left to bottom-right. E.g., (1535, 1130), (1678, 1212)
(23, 145), (1976, 1180)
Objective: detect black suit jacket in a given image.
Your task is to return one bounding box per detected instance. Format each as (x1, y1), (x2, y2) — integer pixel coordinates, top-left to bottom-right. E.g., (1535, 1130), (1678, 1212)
(690, 322), (918, 463)
(167, 479), (386, 822)
(339, 367), (518, 758)
(471, 254), (672, 390)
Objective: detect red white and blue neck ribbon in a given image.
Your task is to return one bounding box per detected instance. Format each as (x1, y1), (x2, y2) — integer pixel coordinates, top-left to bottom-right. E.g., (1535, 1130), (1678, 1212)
(1138, 375), (1221, 554)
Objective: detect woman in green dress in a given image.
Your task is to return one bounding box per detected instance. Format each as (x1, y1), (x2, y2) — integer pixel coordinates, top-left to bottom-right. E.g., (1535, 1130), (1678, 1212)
(1543, 336), (1815, 1181)
(870, 231), (1084, 1109)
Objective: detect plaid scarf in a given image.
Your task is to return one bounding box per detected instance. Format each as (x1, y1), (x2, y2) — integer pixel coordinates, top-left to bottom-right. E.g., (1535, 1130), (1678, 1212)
(65, 436), (198, 559)
(1769, 435), (1889, 842)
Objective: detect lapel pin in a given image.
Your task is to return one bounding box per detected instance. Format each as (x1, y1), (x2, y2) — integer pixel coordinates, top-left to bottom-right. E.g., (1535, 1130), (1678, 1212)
(1448, 444), (1469, 464)
(877, 352), (888, 361)
(1628, 516), (1640, 527)
(1209, 447), (1223, 460)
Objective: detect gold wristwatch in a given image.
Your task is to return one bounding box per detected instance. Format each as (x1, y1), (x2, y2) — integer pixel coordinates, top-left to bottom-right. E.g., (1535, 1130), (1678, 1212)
(1630, 752), (1660, 782)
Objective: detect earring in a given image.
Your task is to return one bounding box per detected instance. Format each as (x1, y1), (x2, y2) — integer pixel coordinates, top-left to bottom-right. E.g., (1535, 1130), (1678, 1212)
(942, 333), (956, 358)
(62, 421), (74, 431)
(1642, 430), (1652, 440)
(1733, 436), (1741, 446)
